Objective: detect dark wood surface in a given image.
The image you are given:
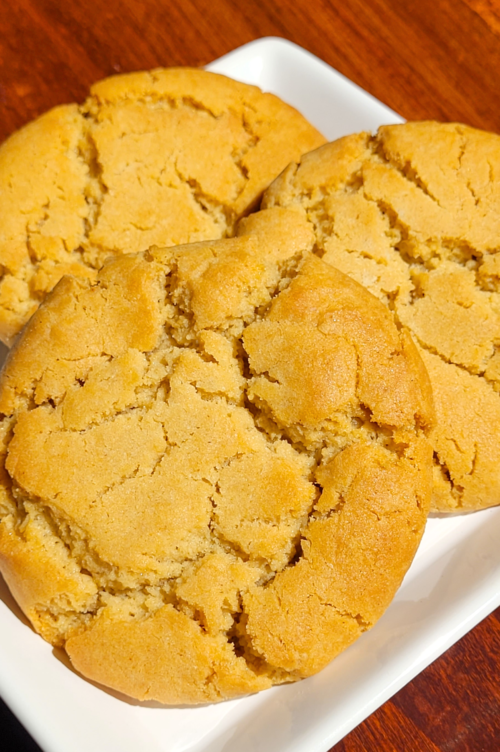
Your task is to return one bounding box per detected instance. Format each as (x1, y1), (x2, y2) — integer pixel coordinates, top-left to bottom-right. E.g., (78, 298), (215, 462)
(1, 1), (500, 750)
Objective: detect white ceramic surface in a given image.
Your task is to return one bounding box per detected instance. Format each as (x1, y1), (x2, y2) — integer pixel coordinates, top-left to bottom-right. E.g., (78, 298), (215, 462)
(1, 36), (500, 752)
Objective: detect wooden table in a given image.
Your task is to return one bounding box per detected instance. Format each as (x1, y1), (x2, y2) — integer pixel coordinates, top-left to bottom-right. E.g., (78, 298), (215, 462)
(1, 1), (500, 750)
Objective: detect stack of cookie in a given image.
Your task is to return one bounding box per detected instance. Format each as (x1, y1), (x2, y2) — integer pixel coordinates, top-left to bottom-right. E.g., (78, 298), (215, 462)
(0, 68), (496, 704)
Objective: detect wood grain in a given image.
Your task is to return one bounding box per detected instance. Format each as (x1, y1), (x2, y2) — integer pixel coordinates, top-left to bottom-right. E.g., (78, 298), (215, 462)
(0, 0), (500, 750)
(2, 0), (500, 138)
(335, 605), (500, 752)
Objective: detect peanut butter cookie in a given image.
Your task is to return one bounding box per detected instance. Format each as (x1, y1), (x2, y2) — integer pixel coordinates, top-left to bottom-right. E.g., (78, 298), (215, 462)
(0, 68), (325, 345)
(261, 121), (500, 512)
(0, 229), (433, 703)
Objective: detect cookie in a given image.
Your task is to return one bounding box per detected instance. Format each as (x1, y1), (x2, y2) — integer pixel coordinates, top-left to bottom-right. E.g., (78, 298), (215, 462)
(260, 121), (500, 513)
(0, 67), (325, 345)
(0, 227), (433, 704)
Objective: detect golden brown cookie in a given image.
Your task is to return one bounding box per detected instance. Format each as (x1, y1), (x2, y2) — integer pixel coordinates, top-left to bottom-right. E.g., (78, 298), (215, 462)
(0, 67), (325, 345)
(261, 120), (500, 512)
(0, 229), (433, 704)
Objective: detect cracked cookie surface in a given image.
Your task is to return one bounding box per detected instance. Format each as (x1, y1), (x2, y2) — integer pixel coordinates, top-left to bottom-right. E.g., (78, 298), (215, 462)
(0, 228), (433, 704)
(0, 67), (325, 345)
(261, 121), (500, 512)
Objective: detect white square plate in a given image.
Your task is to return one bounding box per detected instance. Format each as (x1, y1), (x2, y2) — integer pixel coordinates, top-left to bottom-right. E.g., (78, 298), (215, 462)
(2, 37), (500, 752)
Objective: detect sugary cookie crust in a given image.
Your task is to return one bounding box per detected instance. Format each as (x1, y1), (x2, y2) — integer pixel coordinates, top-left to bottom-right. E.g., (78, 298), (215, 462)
(261, 121), (500, 512)
(0, 227), (432, 704)
(0, 67), (325, 345)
